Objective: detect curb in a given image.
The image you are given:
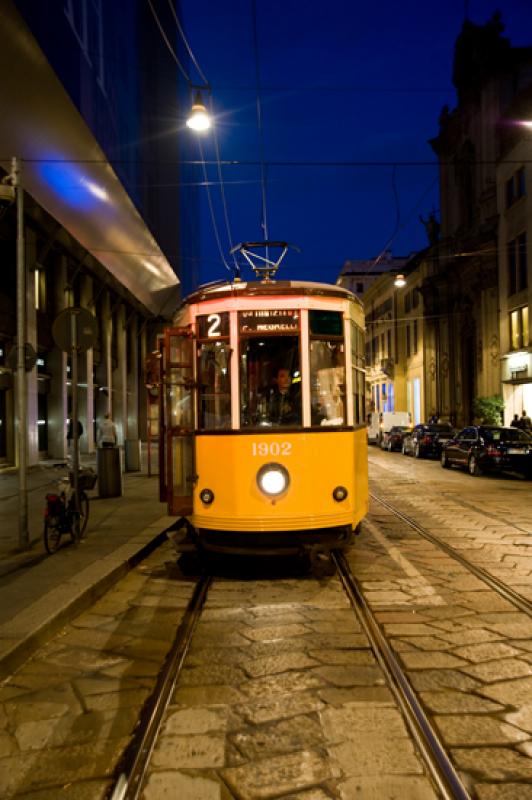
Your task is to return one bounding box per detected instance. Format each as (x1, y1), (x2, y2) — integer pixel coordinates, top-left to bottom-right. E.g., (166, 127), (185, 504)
(0, 528), (169, 681)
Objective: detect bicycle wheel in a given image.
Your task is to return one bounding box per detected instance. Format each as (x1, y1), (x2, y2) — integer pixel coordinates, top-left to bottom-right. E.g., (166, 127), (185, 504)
(44, 520), (62, 554)
(69, 490), (90, 541)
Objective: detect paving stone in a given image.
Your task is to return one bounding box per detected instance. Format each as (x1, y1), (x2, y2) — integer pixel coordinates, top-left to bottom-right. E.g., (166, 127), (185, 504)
(338, 775), (438, 800)
(475, 784), (532, 800)
(73, 676), (150, 696)
(222, 750), (332, 799)
(438, 629), (501, 647)
(451, 747), (532, 781)
(242, 652), (320, 678)
(8, 780), (113, 800)
(179, 664), (247, 686)
(83, 687), (150, 712)
(282, 791), (331, 800)
(241, 624), (311, 642)
(237, 691), (324, 725)
(399, 651), (469, 670)
(232, 715), (323, 759)
(312, 665), (384, 687)
(187, 647), (249, 666)
(408, 669), (480, 693)
(478, 677), (532, 708)
(382, 623), (437, 636)
(242, 670), (325, 700)
(308, 649), (375, 666)
(328, 736), (423, 777)
(397, 636), (447, 651)
(419, 691), (504, 714)
(451, 642), (522, 663)
(486, 621), (532, 639)
(434, 715), (529, 746)
(504, 703), (532, 733)
(151, 733), (226, 768)
(318, 686), (395, 706)
(163, 706), (229, 735)
(173, 685), (243, 706)
(461, 658), (532, 683)
(143, 770), (227, 800)
(0, 731), (17, 757)
(321, 704), (408, 743)
(516, 741), (532, 757)
(5, 691), (78, 725)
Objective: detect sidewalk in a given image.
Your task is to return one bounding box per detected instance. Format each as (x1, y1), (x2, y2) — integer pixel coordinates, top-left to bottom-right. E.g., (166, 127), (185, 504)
(0, 454), (174, 679)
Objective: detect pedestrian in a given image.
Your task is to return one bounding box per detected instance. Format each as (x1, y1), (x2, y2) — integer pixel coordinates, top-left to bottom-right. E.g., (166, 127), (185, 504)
(66, 418), (83, 454)
(98, 413), (117, 447)
(521, 410), (532, 432)
(511, 413), (520, 428)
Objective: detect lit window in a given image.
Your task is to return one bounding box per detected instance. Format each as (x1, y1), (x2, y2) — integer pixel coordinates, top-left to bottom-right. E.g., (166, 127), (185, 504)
(510, 307), (529, 350)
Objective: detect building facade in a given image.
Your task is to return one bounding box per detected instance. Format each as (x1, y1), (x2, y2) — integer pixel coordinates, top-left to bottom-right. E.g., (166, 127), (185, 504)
(0, 0), (195, 467)
(345, 15), (532, 431)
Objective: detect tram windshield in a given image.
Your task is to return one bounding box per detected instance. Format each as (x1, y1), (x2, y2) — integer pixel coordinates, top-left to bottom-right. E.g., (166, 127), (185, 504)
(309, 310), (345, 426)
(240, 336), (302, 428)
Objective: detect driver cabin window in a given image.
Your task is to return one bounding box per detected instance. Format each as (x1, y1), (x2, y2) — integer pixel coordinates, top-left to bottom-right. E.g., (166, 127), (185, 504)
(196, 313), (231, 430)
(309, 310), (346, 426)
(239, 309), (301, 429)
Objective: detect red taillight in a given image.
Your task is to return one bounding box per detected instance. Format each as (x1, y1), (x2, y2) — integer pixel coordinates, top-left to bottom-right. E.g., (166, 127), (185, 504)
(486, 446), (500, 457)
(422, 435), (432, 445)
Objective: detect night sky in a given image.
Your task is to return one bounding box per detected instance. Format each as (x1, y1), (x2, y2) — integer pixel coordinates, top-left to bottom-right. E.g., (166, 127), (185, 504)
(177, 0), (532, 287)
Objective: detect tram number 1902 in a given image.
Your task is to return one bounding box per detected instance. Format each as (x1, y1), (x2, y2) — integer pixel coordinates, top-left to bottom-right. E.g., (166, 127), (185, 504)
(252, 442), (292, 457)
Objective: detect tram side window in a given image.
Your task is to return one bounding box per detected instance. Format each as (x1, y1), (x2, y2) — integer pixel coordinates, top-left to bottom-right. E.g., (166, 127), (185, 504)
(197, 342), (231, 430)
(309, 311), (345, 426)
(351, 320), (366, 424)
(240, 336), (302, 428)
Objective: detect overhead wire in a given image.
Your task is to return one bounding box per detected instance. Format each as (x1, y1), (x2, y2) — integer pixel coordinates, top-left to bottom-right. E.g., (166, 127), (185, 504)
(146, 0), (238, 277)
(251, 0), (270, 250)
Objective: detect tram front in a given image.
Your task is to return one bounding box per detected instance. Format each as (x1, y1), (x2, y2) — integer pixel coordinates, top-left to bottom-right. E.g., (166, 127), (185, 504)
(159, 281), (368, 556)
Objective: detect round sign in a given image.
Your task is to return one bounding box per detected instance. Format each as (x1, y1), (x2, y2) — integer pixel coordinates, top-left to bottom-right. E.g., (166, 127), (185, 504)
(52, 307), (97, 353)
(6, 343), (37, 372)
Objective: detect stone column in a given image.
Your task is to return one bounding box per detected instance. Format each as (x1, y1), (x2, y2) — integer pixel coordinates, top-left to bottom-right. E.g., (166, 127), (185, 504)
(79, 274), (95, 453)
(96, 290), (112, 426)
(47, 255), (68, 459)
(138, 321), (148, 441)
(125, 312), (141, 469)
(113, 303), (127, 446)
(25, 228), (39, 465)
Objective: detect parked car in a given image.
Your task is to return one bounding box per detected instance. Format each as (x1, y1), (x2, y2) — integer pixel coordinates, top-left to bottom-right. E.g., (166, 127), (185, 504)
(381, 425), (410, 452)
(368, 411), (411, 445)
(441, 425), (532, 477)
(402, 423), (455, 458)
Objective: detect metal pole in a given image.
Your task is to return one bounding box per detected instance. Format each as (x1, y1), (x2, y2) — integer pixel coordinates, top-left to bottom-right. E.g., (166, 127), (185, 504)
(71, 312), (80, 538)
(14, 157), (29, 549)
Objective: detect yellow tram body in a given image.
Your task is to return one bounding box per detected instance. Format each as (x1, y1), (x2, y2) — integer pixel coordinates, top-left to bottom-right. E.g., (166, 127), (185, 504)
(156, 279), (368, 555)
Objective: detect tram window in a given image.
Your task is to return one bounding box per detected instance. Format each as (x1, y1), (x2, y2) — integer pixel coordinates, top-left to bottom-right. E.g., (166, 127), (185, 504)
(197, 342), (231, 430)
(309, 310), (343, 336)
(351, 321), (366, 424)
(240, 336), (302, 428)
(310, 340), (345, 426)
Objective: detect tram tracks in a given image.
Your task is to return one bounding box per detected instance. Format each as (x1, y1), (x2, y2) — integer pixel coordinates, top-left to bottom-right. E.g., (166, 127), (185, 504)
(110, 573), (212, 800)
(107, 547), (475, 800)
(370, 491), (532, 618)
(333, 551), (471, 800)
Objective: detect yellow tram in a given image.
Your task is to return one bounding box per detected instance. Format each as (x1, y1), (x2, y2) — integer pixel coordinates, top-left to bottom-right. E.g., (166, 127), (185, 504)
(151, 267), (368, 558)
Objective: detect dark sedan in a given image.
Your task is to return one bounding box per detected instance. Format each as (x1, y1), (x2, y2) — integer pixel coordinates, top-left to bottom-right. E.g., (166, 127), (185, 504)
(402, 423), (455, 458)
(381, 426), (410, 452)
(441, 425), (532, 477)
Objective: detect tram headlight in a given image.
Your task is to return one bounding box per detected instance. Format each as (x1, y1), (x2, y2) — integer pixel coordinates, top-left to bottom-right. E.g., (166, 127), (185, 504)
(256, 463), (290, 497)
(200, 488), (215, 505)
(333, 485), (348, 502)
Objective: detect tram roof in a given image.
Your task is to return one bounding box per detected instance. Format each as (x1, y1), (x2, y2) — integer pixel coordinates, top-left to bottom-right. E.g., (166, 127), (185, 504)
(183, 279), (362, 307)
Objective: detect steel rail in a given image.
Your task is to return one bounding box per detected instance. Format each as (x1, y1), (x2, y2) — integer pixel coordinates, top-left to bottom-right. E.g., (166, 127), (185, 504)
(333, 550), (471, 800)
(371, 491), (532, 617)
(109, 573), (212, 800)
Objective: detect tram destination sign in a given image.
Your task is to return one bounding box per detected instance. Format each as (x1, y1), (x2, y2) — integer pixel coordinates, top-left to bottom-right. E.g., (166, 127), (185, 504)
(239, 309), (299, 334)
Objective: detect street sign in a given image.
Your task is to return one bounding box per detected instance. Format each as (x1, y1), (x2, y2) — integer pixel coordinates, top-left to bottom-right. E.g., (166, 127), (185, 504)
(52, 307), (97, 353)
(6, 343), (37, 372)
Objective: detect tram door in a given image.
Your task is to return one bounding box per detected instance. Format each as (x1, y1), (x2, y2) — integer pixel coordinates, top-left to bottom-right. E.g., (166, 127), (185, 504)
(162, 328), (195, 515)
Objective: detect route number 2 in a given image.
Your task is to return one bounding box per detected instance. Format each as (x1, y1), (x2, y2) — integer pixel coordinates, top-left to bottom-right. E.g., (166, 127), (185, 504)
(252, 442), (292, 456)
(207, 314), (221, 337)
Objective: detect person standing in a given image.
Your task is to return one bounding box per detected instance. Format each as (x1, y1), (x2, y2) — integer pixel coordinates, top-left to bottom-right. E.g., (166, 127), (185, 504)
(520, 410), (532, 432)
(98, 413), (117, 447)
(511, 413), (520, 428)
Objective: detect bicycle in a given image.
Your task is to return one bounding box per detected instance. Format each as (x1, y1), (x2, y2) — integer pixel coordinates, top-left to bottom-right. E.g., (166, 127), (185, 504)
(43, 464), (96, 554)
